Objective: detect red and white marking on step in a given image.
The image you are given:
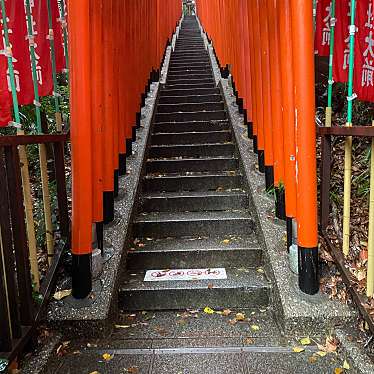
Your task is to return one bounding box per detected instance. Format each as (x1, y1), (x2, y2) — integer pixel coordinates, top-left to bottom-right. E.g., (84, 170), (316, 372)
(144, 268), (227, 282)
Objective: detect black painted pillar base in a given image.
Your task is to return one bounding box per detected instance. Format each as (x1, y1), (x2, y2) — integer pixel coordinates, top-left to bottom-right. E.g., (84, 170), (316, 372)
(141, 93), (146, 108)
(237, 97), (244, 114)
(126, 138), (133, 157)
(132, 126), (137, 142)
(72, 253), (92, 299)
(253, 136), (258, 154)
(103, 191), (114, 224)
(298, 246), (319, 295)
(136, 112), (141, 129)
(275, 187), (286, 220)
(154, 69), (160, 82)
(258, 150), (265, 173)
(113, 169), (119, 198)
(265, 166), (274, 190)
(286, 217), (293, 253)
(119, 153), (126, 176)
(96, 222), (104, 256)
(247, 122), (253, 139)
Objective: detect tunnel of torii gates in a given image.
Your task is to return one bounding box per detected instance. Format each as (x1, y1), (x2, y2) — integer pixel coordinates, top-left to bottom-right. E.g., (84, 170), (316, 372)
(65, 0), (317, 299)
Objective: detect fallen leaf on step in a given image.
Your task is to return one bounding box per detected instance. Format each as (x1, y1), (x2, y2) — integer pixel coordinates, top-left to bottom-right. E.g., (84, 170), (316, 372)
(127, 367), (139, 374)
(250, 324), (260, 331)
(334, 368), (343, 374)
(207, 283), (214, 289)
(343, 360), (350, 370)
(222, 309), (232, 316)
(316, 351), (327, 357)
(115, 324), (131, 329)
(235, 312), (246, 321)
(292, 347), (305, 353)
(222, 239), (231, 245)
(102, 353), (113, 361)
(204, 306), (215, 314)
(256, 268), (264, 274)
(53, 289), (71, 300)
(300, 337), (311, 345)
(244, 337), (254, 345)
(318, 336), (338, 353)
(308, 355), (318, 364)
(89, 371), (100, 374)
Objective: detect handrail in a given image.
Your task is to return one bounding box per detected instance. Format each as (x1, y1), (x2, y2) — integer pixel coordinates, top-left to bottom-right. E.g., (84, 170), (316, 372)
(0, 133), (69, 146)
(316, 125), (374, 137)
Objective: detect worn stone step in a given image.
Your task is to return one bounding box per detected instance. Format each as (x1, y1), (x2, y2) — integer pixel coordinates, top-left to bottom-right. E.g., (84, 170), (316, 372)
(134, 210), (255, 238)
(166, 73), (214, 82)
(171, 51), (208, 58)
(159, 94), (222, 104)
(143, 171), (242, 192)
(160, 87), (220, 97)
(119, 267), (270, 310)
(168, 62), (211, 70)
(126, 235), (262, 270)
(149, 143), (235, 158)
(153, 120), (229, 133)
(141, 190), (248, 212)
(166, 77), (215, 86)
(155, 110), (226, 123)
(170, 55), (210, 63)
(168, 65), (212, 73)
(164, 82), (216, 90)
(151, 130), (231, 145)
(157, 102), (224, 114)
(146, 156), (238, 173)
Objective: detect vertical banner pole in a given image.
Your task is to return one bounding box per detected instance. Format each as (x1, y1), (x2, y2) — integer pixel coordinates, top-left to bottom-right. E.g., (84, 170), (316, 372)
(58, 0), (69, 81)
(25, 0), (55, 265)
(367, 120), (374, 297)
(46, 0), (62, 132)
(342, 0), (356, 257)
(0, 0), (40, 289)
(325, 0), (336, 127)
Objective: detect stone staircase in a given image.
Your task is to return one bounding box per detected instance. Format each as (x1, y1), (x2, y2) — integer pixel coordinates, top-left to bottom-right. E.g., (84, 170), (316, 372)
(119, 16), (270, 312)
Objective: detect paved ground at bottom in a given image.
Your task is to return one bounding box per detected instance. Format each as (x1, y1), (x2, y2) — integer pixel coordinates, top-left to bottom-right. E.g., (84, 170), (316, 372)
(44, 308), (356, 374)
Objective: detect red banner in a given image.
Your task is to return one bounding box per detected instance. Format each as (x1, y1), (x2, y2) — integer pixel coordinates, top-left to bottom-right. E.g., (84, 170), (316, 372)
(354, 0), (374, 102)
(0, 44), (12, 127)
(315, 0), (333, 56)
(52, 0), (65, 72)
(333, 0), (350, 83)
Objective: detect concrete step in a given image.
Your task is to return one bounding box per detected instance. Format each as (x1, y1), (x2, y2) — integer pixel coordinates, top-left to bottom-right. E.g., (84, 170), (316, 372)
(119, 267), (270, 310)
(126, 235), (262, 270)
(158, 94), (222, 104)
(140, 190), (248, 212)
(134, 210), (255, 238)
(146, 156), (238, 173)
(166, 73), (214, 82)
(170, 56), (210, 63)
(164, 82), (216, 90)
(149, 143), (235, 158)
(157, 102), (224, 113)
(150, 130), (231, 145)
(160, 87), (220, 97)
(168, 62), (211, 70)
(168, 65), (212, 73)
(153, 120), (229, 133)
(166, 78), (215, 86)
(155, 110), (226, 123)
(171, 52), (208, 58)
(143, 171), (242, 192)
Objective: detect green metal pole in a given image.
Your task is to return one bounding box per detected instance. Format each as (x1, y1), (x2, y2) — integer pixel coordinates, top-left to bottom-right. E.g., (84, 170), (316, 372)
(58, 0), (69, 81)
(25, 0), (42, 134)
(342, 0), (356, 257)
(346, 0), (356, 124)
(325, 0), (335, 127)
(0, 0), (21, 126)
(46, 0), (62, 131)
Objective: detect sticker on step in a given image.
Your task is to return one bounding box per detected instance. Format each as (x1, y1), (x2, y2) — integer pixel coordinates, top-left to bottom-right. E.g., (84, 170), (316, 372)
(144, 268), (227, 282)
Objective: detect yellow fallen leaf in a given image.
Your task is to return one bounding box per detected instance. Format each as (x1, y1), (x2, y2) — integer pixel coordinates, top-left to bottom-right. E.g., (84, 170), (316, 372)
(89, 372), (100, 374)
(308, 355), (318, 364)
(343, 360), (350, 370)
(204, 307), (215, 314)
(257, 268), (264, 274)
(250, 325), (260, 331)
(222, 309), (232, 316)
(293, 347), (305, 353)
(235, 312), (246, 321)
(222, 239), (231, 245)
(316, 351), (327, 357)
(53, 289), (72, 301)
(300, 337), (311, 345)
(114, 324), (131, 329)
(102, 353), (113, 361)
(335, 368), (343, 374)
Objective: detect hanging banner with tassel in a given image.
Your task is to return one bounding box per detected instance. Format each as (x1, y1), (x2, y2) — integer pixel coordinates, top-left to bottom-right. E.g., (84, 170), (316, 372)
(315, 0), (333, 56)
(354, 0), (374, 102)
(0, 36), (12, 126)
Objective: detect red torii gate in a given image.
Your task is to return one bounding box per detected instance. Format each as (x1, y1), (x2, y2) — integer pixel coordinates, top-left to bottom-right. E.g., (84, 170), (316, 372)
(68, 0), (181, 298)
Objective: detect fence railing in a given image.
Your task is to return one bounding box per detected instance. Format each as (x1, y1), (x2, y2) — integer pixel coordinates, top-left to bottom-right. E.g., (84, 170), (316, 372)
(0, 133), (69, 366)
